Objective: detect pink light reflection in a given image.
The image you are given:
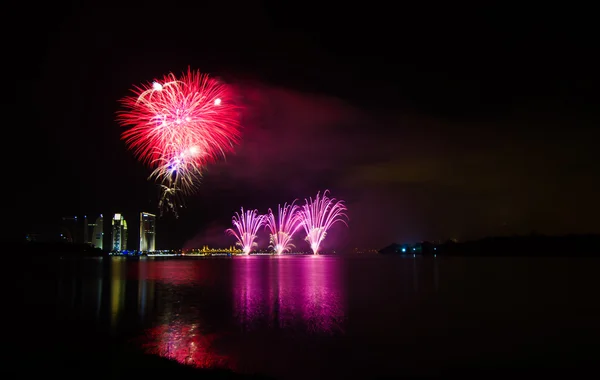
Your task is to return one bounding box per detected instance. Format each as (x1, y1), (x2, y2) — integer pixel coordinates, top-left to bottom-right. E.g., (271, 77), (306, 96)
(135, 258), (219, 285)
(139, 322), (233, 369)
(301, 255), (346, 334)
(232, 255), (346, 335)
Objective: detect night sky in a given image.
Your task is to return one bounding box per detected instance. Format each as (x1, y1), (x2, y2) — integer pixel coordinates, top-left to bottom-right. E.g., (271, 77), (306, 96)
(10, 3), (599, 250)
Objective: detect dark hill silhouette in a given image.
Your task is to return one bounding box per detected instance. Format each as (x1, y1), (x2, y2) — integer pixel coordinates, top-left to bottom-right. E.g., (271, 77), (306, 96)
(380, 234), (600, 257)
(379, 243), (402, 255)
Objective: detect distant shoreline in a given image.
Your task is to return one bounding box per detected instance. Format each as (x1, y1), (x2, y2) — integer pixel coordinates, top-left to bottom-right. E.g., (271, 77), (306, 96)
(379, 234), (600, 257)
(6, 233), (600, 259)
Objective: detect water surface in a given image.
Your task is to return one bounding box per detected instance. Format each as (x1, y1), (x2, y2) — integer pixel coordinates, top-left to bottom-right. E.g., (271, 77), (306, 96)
(14, 255), (600, 377)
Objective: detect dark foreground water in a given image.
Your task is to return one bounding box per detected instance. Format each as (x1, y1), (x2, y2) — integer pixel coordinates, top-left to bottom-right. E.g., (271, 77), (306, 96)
(12, 255), (600, 377)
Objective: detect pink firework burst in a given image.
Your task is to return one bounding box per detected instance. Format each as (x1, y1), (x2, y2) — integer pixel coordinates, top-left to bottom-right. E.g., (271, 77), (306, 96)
(226, 208), (266, 255)
(300, 190), (349, 255)
(265, 201), (303, 255)
(117, 68), (242, 207)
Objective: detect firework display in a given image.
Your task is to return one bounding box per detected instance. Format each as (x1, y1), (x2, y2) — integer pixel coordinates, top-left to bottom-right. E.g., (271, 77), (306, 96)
(299, 190), (348, 254)
(117, 70), (349, 252)
(226, 208), (266, 255)
(227, 191), (348, 254)
(117, 68), (241, 216)
(265, 201), (303, 254)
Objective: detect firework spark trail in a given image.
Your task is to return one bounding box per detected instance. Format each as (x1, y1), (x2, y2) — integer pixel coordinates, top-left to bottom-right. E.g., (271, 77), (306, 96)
(226, 208), (266, 255)
(300, 190), (349, 255)
(265, 201), (303, 254)
(158, 184), (184, 218)
(117, 68), (241, 216)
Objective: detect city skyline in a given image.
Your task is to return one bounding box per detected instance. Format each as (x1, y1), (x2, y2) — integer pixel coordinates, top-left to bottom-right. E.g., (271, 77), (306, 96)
(26, 213), (150, 251)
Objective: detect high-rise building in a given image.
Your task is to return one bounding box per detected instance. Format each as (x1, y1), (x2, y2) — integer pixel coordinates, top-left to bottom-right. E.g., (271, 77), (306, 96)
(111, 213), (128, 251)
(83, 215), (91, 245)
(139, 212), (156, 252)
(92, 214), (103, 249)
(61, 216), (83, 243)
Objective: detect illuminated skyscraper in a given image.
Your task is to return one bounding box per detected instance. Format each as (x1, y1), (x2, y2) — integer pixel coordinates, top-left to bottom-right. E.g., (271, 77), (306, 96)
(139, 212), (156, 252)
(92, 214), (103, 249)
(111, 213), (128, 251)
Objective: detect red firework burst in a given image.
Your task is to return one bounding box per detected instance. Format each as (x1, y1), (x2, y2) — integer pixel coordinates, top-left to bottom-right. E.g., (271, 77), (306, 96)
(117, 68), (241, 195)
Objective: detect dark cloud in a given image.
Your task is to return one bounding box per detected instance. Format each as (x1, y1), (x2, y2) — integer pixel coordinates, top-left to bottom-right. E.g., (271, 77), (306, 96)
(209, 84), (363, 188)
